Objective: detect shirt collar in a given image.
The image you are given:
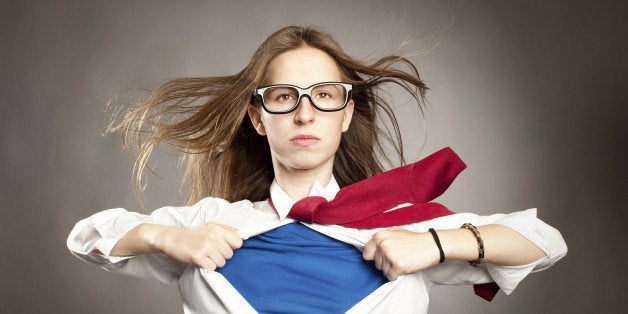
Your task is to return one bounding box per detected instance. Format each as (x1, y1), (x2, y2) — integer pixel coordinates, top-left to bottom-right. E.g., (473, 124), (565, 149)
(269, 176), (340, 220)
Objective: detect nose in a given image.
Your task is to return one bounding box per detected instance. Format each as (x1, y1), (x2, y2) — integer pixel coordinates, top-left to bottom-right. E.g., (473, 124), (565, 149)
(293, 95), (316, 124)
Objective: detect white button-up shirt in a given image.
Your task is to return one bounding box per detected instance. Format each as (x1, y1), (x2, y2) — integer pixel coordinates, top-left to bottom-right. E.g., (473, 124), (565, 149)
(67, 178), (567, 313)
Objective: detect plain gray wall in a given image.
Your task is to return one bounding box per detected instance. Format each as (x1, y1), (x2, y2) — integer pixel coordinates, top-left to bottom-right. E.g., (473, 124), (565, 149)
(1, 0), (625, 313)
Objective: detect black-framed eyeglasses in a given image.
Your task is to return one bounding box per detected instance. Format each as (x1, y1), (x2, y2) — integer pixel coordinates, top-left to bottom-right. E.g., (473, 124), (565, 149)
(253, 82), (352, 114)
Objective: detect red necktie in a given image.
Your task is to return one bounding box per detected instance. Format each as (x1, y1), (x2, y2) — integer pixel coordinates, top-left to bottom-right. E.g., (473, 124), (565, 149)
(286, 147), (500, 301)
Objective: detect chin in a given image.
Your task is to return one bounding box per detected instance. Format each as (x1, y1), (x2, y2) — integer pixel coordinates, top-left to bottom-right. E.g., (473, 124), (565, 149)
(279, 154), (334, 172)
(288, 161), (325, 171)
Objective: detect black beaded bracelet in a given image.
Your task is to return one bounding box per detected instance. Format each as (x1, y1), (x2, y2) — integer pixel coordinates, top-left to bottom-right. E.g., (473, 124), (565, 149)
(428, 228), (445, 263)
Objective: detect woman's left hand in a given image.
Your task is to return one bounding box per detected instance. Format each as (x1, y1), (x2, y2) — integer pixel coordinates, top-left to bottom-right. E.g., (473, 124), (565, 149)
(362, 227), (440, 281)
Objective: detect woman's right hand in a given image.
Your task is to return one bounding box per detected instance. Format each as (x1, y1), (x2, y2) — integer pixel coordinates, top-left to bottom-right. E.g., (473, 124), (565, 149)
(153, 222), (243, 270)
(111, 221), (243, 271)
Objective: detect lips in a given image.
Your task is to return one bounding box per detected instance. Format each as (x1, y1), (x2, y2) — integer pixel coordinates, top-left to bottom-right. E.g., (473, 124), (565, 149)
(290, 134), (320, 147)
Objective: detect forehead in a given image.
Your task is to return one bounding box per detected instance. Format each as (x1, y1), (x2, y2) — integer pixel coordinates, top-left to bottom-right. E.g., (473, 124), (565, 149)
(265, 46), (343, 87)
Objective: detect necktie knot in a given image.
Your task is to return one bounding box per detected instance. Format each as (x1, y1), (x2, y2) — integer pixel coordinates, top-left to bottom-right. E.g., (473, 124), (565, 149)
(289, 196), (327, 223)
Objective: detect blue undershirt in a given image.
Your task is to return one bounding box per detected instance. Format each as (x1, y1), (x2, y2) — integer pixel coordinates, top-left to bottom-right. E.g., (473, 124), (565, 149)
(216, 222), (387, 313)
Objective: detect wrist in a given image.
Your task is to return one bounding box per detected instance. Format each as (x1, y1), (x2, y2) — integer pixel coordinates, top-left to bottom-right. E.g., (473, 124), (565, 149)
(427, 228), (445, 264)
(137, 223), (173, 254)
(436, 228), (478, 262)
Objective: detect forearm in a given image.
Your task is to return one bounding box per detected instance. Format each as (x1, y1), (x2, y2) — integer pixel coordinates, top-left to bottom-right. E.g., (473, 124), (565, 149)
(437, 224), (546, 266)
(110, 223), (172, 257)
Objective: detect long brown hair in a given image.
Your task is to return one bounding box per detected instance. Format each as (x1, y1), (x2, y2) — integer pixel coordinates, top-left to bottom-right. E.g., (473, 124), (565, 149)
(110, 25), (428, 206)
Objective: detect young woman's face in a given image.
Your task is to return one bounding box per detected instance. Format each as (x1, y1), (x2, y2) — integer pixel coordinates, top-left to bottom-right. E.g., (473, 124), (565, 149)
(248, 46), (354, 175)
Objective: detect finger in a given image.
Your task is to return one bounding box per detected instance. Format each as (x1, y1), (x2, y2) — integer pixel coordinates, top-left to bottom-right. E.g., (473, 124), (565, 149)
(199, 258), (217, 271)
(223, 230), (243, 249)
(206, 249), (227, 268)
(192, 253), (217, 271)
(385, 260), (401, 281)
(381, 261), (397, 281)
(382, 260), (394, 280)
(202, 221), (238, 235)
(381, 257), (390, 276)
(384, 268), (396, 281)
(374, 251), (384, 270)
(387, 270), (399, 281)
(221, 224), (238, 232)
(363, 239), (376, 260)
(217, 240), (234, 260)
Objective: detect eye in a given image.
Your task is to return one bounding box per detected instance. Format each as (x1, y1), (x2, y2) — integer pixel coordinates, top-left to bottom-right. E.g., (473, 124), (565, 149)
(313, 84), (342, 100)
(265, 87), (298, 103)
(277, 93), (296, 101)
(316, 92), (332, 99)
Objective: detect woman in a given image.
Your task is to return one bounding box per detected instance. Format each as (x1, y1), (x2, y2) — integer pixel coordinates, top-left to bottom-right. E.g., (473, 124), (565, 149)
(68, 26), (567, 313)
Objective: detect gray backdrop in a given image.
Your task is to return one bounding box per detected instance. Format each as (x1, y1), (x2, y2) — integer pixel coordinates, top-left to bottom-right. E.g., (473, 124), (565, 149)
(1, 0), (625, 313)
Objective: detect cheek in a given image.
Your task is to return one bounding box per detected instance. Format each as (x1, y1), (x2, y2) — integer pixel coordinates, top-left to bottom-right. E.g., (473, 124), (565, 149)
(333, 112), (350, 131)
(260, 114), (277, 133)
(323, 116), (347, 143)
(261, 116), (289, 143)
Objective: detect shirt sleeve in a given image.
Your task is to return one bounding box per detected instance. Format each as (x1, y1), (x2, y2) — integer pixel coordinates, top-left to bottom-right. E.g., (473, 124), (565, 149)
(418, 208), (567, 295)
(66, 197), (230, 284)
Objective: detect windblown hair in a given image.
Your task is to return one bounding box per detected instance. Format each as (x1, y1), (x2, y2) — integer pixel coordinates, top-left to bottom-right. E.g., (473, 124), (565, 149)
(111, 25), (428, 206)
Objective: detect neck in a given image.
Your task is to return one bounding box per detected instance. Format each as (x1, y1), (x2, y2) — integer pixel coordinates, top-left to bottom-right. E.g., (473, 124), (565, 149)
(272, 161), (334, 201)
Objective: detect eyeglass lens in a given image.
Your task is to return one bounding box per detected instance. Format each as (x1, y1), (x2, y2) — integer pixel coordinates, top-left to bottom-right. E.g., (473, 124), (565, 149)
(262, 83), (347, 112)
